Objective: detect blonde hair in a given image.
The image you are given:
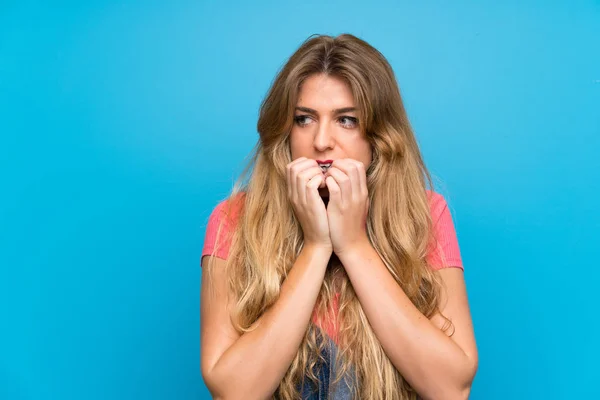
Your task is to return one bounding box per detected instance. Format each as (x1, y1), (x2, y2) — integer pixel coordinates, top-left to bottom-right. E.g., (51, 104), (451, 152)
(205, 33), (454, 400)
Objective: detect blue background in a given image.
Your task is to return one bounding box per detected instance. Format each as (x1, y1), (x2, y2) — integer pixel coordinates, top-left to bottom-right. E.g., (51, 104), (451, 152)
(1, 1), (599, 399)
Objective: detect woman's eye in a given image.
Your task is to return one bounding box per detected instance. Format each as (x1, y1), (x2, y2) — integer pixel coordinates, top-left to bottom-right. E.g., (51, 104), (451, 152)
(293, 115), (358, 128)
(339, 116), (358, 128)
(294, 115), (311, 126)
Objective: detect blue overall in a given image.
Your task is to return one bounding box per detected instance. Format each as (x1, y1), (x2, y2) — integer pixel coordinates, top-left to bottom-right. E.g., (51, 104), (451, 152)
(298, 333), (355, 400)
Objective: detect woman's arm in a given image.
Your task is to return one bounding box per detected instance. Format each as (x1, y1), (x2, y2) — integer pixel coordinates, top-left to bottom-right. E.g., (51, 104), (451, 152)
(200, 244), (332, 400)
(337, 243), (478, 400)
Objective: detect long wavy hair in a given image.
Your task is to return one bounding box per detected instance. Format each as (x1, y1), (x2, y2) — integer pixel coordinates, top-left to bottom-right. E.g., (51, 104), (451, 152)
(205, 33), (455, 400)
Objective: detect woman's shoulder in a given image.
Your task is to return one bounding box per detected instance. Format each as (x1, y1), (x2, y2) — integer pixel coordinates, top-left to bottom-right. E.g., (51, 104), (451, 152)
(425, 189), (449, 217)
(205, 192), (246, 242)
(202, 193), (246, 261)
(209, 192), (246, 223)
(424, 189), (463, 269)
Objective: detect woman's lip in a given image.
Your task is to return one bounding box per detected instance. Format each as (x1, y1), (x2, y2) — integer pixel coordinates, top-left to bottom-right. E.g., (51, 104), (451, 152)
(316, 159), (334, 164)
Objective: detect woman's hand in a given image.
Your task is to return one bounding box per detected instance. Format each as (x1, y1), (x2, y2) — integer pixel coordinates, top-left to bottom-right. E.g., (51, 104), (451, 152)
(324, 158), (370, 257)
(287, 157), (332, 250)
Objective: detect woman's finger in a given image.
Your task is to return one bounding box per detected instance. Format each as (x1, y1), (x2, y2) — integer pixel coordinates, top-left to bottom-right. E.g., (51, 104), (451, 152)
(326, 167), (351, 208)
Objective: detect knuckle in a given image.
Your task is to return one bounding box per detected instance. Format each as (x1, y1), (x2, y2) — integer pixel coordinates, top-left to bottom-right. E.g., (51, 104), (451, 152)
(299, 170), (314, 181)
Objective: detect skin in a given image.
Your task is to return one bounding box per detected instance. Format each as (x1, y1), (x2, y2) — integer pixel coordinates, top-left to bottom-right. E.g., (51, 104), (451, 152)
(289, 73), (372, 199)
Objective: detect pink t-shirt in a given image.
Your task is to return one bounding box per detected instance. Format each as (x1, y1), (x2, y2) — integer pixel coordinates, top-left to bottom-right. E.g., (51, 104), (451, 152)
(201, 190), (463, 341)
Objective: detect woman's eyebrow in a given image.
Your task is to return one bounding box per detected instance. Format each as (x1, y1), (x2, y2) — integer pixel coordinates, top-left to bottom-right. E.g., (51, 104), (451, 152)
(295, 106), (357, 115)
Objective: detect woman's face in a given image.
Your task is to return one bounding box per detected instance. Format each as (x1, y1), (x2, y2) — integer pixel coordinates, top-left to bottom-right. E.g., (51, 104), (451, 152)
(289, 73), (372, 196)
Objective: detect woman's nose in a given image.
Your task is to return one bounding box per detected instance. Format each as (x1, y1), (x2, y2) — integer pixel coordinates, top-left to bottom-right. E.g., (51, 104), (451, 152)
(313, 123), (334, 151)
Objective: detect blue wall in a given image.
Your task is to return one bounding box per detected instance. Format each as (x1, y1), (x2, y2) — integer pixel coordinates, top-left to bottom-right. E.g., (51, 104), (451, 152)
(1, 1), (598, 399)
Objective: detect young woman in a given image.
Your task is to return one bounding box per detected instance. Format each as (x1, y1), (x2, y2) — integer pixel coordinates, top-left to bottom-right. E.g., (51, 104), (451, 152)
(200, 33), (478, 400)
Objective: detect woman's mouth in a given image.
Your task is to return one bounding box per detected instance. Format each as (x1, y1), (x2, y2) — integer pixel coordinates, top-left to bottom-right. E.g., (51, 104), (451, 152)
(319, 164), (331, 173)
(317, 161), (332, 173)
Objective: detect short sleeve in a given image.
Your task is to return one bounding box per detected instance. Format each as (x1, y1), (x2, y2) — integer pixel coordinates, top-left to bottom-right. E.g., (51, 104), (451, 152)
(201, 195), (244, 263)
(425, 192), (464, 270)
